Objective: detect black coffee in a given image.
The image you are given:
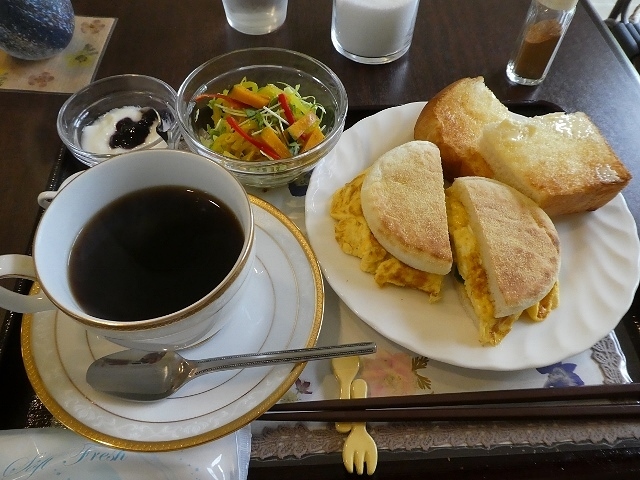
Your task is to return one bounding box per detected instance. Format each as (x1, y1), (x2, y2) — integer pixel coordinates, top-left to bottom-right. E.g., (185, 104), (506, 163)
(69, 185), (244, 322)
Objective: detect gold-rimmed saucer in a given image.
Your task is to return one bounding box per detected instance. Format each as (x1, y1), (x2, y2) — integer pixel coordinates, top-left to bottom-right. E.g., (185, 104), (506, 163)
(22, 196), (323, 452)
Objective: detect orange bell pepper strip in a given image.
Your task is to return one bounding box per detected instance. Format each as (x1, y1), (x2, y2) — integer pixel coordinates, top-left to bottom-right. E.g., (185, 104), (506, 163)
(301, 126), (325, 152)
(228, 85), (270, 109)
(259, 126), (292, 158)
(226, 116), (280, 160)
(287, 111), (319, 140)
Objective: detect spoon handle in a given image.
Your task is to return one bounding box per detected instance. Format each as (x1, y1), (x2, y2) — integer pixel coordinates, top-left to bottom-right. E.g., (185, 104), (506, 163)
(192, 342), (376, 377)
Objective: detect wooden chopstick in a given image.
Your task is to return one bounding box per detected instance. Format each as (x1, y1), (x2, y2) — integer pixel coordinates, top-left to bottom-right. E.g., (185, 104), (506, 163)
(258, 383), (640, 423)
(259, 403), (640, 422)
(268, 383), (640, 410)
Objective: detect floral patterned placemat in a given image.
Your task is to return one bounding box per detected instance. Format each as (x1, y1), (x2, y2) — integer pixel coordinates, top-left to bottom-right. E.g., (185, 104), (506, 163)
(0, 16), (116, 94)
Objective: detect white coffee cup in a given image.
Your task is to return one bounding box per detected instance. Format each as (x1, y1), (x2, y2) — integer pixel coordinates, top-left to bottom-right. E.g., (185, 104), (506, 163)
(0, 149), (255, 350)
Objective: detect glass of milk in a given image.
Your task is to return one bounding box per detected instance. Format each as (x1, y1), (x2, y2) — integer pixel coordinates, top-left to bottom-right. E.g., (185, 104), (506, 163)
(221, 0), (288, 35)
(331, 0), (420, 64)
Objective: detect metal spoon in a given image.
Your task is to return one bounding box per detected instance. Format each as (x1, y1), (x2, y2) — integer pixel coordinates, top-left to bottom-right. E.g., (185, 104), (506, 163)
(86, 342), (377, 401)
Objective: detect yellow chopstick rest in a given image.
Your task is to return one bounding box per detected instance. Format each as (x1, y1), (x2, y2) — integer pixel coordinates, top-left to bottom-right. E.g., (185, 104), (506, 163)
(341, 379), (378, 475)
(331, 356), (360, 433)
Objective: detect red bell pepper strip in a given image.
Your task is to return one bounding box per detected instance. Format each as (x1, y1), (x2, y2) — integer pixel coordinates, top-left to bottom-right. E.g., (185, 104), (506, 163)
(194, 93), (248, 110)
(278, 93), (296, 125)
(226, 116), (281, 160)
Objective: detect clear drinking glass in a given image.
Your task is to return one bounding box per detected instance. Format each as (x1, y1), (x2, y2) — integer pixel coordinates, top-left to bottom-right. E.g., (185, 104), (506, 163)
(331, 0), (420, 64)
(221, 0), (288, 35)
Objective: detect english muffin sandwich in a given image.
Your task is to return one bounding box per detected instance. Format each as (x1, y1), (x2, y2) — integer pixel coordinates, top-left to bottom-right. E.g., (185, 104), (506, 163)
(445, 176), (560, 346)
(331, 141), (452, 302)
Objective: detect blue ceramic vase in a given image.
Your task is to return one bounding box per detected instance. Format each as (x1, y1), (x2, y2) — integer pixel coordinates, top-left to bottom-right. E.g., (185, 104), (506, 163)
(0, 0), (75, 60)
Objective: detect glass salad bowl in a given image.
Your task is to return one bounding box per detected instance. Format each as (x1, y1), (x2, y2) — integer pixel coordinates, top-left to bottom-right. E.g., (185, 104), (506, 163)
(176, 48), (348, 188)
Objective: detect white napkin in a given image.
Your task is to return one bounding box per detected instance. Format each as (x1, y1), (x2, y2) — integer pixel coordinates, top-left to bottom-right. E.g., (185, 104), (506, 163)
(0, 426), (251, 480)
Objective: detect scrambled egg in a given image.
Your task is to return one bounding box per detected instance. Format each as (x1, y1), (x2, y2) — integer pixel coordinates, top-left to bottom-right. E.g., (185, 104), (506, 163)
(331, 172), (444, 302)
(445, 191), (559, 346)
(526, 283), (559, 321)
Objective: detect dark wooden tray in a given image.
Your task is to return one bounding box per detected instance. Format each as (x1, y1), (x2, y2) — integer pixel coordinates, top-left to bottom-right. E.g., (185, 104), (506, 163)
(3, 104), (640, 478)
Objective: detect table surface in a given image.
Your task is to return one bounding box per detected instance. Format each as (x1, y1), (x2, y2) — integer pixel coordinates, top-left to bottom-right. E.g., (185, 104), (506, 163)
(2, 0), (640, 478)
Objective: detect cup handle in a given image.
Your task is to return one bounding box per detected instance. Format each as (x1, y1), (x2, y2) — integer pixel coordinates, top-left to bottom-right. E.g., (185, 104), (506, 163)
(37, 191), (57, 209)
(37, 171), (84, 209)
(0, 255), (56, 313)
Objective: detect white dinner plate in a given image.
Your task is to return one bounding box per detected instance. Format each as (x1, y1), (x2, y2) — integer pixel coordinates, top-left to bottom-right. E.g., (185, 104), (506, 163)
(22, 196), (323, 451)
(305, 102), (640, 371)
